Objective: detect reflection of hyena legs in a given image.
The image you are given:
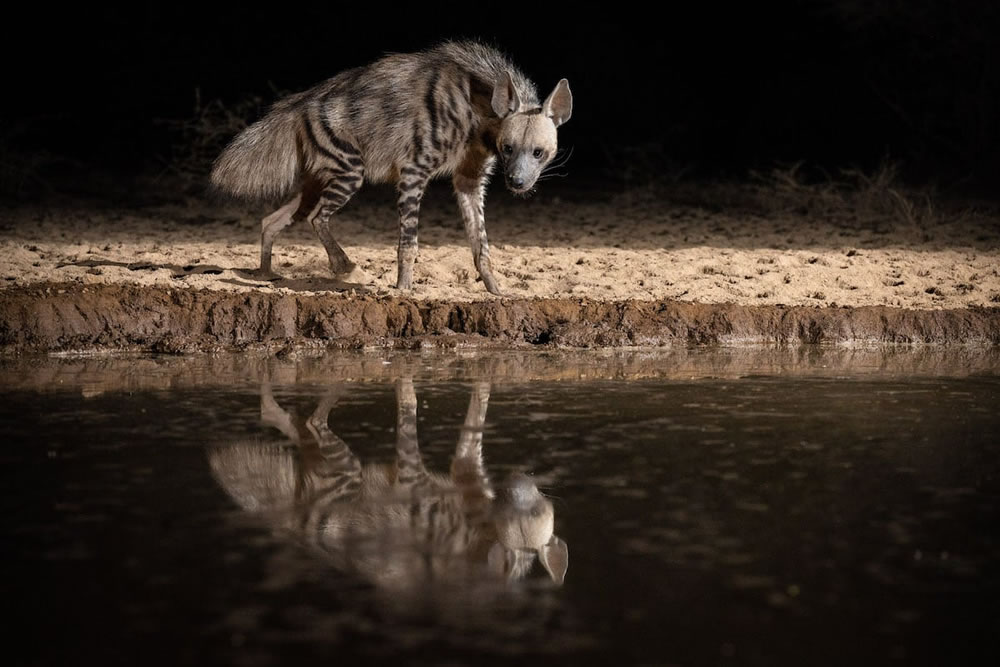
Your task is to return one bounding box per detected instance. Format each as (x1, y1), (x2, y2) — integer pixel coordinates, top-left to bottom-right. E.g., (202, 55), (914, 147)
(260, 381), (301, 444)
(453, 382), (492, 506)
(303, 385), (362, 501)
(394, 377), (433, 492)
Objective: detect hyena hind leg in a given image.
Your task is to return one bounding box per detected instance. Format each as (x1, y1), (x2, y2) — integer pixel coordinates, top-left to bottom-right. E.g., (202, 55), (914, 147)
(303, 385), (363, 498)
(254, 194), (302, 279)
(307, 168), (365, 277)
(260, 380), (301, 444)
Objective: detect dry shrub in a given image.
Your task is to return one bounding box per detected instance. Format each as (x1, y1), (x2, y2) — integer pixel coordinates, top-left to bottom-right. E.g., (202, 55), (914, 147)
(157, 88), (279, 185)
(613, 157), (948, 233)
(748, 160), (936, 228)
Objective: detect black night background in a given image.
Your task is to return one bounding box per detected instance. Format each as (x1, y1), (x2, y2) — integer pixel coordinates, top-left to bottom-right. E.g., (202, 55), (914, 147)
(4, 1), (998, 194)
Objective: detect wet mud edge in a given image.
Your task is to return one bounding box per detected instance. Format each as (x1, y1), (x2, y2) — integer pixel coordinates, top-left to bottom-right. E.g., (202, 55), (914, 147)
(1, 283), (998, 354)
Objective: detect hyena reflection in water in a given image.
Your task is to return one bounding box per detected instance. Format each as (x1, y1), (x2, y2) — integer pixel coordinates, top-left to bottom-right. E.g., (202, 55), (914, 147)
(208, 379), (567, 591)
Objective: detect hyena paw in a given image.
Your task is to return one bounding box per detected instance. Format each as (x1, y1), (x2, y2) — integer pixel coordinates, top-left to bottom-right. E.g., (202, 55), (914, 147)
(331, 260), (357, 276)
(395, 270), (414, 290)
(481, 277), (506, 297)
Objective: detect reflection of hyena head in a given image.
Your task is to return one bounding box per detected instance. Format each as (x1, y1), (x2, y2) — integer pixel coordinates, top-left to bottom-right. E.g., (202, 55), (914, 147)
(210, 40), (572, 295)
(208, 379), (567, 592)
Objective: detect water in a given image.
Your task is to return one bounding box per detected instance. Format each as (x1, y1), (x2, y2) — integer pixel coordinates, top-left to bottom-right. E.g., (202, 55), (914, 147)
(3, 350), (999, 666)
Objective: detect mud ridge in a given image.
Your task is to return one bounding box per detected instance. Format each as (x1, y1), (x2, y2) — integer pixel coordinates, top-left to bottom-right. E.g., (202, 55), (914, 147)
(1, 284), (998, 354)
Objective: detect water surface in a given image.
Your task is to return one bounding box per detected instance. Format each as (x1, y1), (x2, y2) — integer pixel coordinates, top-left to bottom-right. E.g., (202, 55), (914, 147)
(3, 349), (999, 665)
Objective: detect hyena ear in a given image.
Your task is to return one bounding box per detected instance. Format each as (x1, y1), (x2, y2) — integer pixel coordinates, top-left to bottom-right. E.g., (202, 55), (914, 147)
(542, 79), (573, 128)
(491, 70), (522, 118)
(538, 535), (568, 585)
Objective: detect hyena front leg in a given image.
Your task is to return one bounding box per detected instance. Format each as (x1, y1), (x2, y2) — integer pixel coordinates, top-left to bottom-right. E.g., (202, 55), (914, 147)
(395, 167), (431, 290)
(451, 382), (492, 499)
(454, 165), (503, 295)
(304, 166), (364, 276)
(394, 377), (433, 493)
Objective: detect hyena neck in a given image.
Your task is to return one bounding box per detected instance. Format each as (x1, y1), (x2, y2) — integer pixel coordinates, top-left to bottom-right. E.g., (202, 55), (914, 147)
(439, 39), (540, 108)
(478, 122), (501, 157)
(468, 78), (503, 147)
(434, 459), (499, 562)
(462, 501), (500, 563)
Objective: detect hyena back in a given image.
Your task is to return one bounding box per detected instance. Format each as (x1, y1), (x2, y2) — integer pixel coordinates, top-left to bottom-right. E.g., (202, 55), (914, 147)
(211, 41), (573, 295)
(208, 379), (568, 590)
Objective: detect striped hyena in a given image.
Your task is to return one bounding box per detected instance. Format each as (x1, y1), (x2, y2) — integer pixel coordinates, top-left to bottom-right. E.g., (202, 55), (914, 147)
(208, 379), (568, 590)
(211, 40), (573, 295)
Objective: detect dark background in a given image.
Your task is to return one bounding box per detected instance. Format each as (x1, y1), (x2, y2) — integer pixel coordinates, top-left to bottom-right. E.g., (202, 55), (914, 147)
(4, 1), (999, 195)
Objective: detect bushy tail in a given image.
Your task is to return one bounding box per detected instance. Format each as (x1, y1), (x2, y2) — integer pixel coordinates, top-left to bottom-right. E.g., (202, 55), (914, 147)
(210, 103), (301, 202)
(208, 442), (298, 514)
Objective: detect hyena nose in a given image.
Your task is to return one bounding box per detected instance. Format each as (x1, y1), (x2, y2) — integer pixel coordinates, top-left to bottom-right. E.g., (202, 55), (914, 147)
(510, 176), (525, 189)
(503, 472), (542, 507)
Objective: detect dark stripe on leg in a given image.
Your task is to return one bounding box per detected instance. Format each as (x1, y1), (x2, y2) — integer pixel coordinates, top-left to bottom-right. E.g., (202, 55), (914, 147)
(399, 226), (418, 244)
(400, 165), (426, 178)
(322, 182), (355, 200)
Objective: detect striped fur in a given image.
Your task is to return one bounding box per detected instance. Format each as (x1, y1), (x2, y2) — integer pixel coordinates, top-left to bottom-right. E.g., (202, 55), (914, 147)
(208, 380), (568, 591)
(210, 40), (573, 293)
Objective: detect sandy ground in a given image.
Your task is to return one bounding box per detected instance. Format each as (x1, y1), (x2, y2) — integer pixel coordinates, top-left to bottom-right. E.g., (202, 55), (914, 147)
(2, 182), (998, 309)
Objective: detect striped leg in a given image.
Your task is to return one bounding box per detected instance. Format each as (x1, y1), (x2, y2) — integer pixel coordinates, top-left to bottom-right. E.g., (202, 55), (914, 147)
(454, 168), (503, 295)
(300, 105), (366, 276)
(302, 386), (363, 506)
(394, 377), (432, 492)
(395, 167), (430, 290)
(260, 381), (302, 445)
(256, 194), (302, 279)
(451, 382), (492, 503)
(300, 168), (363, 277)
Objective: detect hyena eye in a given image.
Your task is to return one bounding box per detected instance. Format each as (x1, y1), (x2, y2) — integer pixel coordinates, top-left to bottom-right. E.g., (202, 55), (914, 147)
(502, 144), (513, 155)
(532, 148), (544, 159)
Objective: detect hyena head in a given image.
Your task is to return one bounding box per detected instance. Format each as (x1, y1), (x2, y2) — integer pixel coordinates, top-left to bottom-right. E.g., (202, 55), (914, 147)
(488, 471), (568, 585)
(492, 71), (573, 195)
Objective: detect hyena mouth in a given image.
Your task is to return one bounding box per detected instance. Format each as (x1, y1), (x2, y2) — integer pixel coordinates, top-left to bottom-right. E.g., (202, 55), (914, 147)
(506, 181), (533, 195)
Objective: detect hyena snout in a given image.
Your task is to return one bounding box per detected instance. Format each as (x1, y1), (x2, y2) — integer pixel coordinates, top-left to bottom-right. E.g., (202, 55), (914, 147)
(499, 472), (544, 509)
(491, 471), (568, 585)
(494, 472), (555, 550)
(504, 159), (540, 194)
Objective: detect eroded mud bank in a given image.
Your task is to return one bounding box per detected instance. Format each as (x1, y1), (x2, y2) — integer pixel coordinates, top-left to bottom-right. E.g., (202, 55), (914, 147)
(1, 284), (998, 354)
